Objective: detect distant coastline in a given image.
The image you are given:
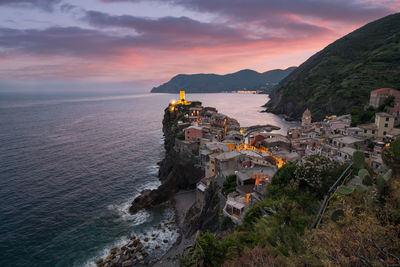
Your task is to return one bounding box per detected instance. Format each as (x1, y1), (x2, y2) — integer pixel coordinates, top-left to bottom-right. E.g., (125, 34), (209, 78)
(151, 67), (296, 94)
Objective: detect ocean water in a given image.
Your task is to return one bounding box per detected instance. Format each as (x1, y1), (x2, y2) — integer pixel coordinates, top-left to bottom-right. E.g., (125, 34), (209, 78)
(0, 92), (294, 266)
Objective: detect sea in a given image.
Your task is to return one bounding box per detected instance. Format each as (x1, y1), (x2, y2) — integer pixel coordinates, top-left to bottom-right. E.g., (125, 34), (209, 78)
(0, 92), (295, 266)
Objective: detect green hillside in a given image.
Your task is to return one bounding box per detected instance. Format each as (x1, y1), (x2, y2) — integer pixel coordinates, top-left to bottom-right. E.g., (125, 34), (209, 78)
(151, 67), (295, 93)
(265, 13), (400, 121)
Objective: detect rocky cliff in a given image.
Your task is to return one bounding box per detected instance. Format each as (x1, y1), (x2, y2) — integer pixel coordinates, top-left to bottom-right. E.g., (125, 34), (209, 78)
(129, 106), (204, 214)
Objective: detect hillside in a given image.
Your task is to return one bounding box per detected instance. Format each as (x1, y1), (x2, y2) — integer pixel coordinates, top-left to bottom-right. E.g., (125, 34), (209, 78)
(265, 13), (400, 121)
(151, 67), (296, 93)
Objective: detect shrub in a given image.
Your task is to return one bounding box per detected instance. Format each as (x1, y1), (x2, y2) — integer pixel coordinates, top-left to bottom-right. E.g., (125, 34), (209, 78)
(222, 175), (237, 196)
(358, 169), (369, 178)
(220, 216), (235, 230)
(362, 175), (373, 186)
(353, 151), (366, 170)
(176, 131), (185, 140)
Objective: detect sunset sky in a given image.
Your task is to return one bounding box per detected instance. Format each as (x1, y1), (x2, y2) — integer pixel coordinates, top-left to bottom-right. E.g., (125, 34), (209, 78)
(0, 0), (399, 92)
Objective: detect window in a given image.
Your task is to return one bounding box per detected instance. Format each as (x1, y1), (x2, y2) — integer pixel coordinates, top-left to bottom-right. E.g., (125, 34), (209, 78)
(383, 131), (387, 136)
(364, 129), (367, 134)
(386, 117), (389, 121)
(385, 123), (388, 128)
(372, 130), (375, 134)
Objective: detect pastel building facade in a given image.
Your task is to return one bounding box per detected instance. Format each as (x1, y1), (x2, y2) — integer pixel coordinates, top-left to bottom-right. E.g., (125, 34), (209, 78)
(184, 126), (203, 142)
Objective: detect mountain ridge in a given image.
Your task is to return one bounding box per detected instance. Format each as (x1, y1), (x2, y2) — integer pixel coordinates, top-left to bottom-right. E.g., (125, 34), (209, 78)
(151, 67), (296, 93)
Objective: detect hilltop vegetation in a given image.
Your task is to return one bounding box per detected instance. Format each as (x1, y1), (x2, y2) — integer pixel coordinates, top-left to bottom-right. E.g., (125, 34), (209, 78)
(265, 13), (400, 121)
(151, 68), (295, 94)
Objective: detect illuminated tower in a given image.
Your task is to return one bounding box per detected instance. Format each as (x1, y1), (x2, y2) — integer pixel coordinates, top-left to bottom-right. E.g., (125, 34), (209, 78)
(180, 91), (185, 102)
(176, 90), (190, 105)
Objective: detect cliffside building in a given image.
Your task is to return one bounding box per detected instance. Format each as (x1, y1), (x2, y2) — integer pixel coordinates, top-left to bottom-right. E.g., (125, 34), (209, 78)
(184, 126), (203, 142)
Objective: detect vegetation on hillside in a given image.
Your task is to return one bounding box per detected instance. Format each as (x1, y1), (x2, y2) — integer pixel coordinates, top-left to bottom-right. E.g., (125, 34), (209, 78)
(178, 144), (400, 266)
(178, 155), (347, 266)
(265, 13), (400, 121)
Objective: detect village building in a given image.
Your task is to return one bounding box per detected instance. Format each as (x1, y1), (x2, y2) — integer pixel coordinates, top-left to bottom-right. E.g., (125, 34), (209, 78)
(260, 134), (291, 151)
(359, 123), (377, 138)
(223, 193), (249, 224)
(196, 177), (211, 208)
(236, 167), (276, 186)
(184, 126), (203, 142)
(202, 106), (218, 114)
(188, 106), (203, 123)
(337, 146), (357, 162)
(211, 113), (227, 128)
(346, 127), (363, 137)
(273, 150), (301, 162)
(331, 135), (366, 149)
(358, 112), (398, 140)
(375, 112), (394, 138)
(287, 127), (302, 139)
(215, 151), (241, 175)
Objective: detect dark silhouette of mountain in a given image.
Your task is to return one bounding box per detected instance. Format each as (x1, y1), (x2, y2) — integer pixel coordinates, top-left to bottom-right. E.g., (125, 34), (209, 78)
(151, 67), (296, 93)
(265, 13), (400, 121)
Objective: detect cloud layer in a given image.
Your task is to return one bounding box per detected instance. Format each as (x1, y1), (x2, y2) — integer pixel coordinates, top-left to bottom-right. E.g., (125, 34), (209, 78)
(0, 0), (61, 11)
(0, 0), (398, 89)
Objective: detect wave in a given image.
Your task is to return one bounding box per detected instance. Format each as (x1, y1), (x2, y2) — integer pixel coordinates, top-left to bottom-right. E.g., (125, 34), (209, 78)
(146, 165), (159, 176)
(82, 235), (131, 267)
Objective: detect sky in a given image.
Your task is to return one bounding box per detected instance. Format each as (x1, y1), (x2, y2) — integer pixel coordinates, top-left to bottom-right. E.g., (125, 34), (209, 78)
(0, 0), (399, 92)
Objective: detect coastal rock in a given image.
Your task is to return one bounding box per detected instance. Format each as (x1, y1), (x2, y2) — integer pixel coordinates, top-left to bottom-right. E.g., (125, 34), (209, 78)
(95, 259), (104, 266)
(122, 260), (134, 267)
(129, 158), (203, 214)
(135, 243), (143, 252)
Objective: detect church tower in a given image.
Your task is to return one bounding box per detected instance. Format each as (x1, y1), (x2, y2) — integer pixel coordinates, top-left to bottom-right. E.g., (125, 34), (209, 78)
(302, 109), (312, 127)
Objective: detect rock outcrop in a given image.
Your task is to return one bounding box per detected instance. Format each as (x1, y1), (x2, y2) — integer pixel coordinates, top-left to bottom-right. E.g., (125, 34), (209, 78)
(129, 106), (204, 215)
(129, 156), (203, 214)
(96, 236), (148, 267)
(183, 181), (220, 237)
